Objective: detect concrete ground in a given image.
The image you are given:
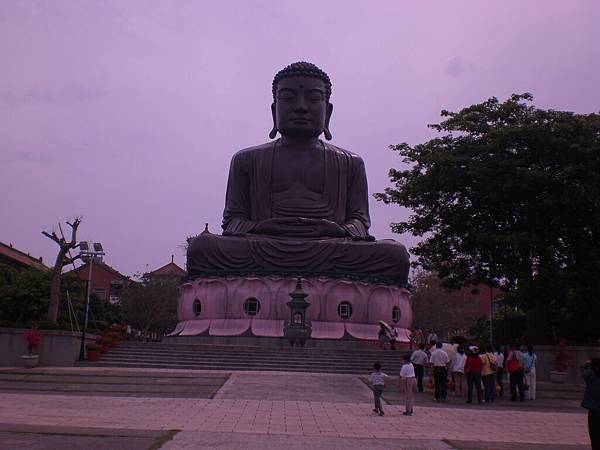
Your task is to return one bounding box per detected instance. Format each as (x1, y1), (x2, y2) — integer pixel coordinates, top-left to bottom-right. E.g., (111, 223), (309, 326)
(0, 367), (592, 450)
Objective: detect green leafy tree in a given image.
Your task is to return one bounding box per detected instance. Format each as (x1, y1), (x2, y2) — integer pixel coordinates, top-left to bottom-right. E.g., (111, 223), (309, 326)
(120, 273), (179, 335)
(376, 94), (600, 343)
(0, 266), (51, 325)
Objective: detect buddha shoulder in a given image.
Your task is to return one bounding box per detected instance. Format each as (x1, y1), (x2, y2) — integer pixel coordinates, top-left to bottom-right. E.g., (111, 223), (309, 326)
(231, 142), (273, 160)
(228, 141), (365, 167)
(323, 142), (365, 164)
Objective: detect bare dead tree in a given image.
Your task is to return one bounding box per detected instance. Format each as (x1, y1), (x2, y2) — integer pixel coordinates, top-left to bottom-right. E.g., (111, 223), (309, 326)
(42, 217), (82, 323)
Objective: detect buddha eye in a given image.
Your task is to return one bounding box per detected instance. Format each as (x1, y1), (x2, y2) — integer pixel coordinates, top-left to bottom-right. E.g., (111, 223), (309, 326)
(277, 89), (296, 102)
(307, 91), (324, 102)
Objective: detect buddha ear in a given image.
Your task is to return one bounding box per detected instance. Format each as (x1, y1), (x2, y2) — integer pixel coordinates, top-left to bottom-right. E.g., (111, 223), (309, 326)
(324, 102), (333, 140)
(269, 102), (278, 139)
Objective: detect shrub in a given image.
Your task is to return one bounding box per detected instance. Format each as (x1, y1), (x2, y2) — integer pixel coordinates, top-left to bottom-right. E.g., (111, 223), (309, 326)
(24, 326), (42, 355)
(85, 342), (101, 352)
(95, 336), (111, 346)
(553, 338), (572, 372)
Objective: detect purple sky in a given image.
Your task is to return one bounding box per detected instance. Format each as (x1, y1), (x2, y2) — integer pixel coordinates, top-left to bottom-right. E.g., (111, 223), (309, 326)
(1, 1), (599, 277)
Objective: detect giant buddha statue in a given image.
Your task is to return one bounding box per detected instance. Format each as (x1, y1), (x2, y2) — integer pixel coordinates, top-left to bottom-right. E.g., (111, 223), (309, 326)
(187, 62), (409, 282)
(174, 62), (412, 341)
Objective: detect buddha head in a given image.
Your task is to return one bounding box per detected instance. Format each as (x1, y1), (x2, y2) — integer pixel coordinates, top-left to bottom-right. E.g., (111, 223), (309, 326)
(269, 62), (333, 140)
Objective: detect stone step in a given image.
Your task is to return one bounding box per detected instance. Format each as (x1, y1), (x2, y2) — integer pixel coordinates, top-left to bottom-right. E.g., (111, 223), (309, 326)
(96, 349), (403, 361)
(89, 355), (398, 371)
(102, 350), (403, 364)
(106, 344), (405, 357)
(114, 342), (401, 356)
(0, 373), (224, 385)
(79, 360), (378, 374)
(0, 369), (230, 399)
(88, 355), (394, 370)
(0, 380), (219, 396)
(92, 341), (406, 375)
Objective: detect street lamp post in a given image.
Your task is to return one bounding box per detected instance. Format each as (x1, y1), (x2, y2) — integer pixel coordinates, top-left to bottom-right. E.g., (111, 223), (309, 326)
(78, 242), (105, 361)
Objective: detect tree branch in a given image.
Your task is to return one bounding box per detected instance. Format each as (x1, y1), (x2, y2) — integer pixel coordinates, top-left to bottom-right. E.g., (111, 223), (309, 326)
(67, 217), (81, 247)
(62, 254), (82, 266)
(42, 231), (61, 245)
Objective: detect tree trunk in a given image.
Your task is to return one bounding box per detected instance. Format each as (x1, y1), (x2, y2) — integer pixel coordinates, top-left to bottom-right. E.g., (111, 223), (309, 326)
(47, 247), (68, 322)
(42, 218), (81, 324)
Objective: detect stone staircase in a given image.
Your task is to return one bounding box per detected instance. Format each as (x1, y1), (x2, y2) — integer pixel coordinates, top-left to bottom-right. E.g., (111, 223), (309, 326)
(0, 368), (229, 398)
(78, 341), (408, 374)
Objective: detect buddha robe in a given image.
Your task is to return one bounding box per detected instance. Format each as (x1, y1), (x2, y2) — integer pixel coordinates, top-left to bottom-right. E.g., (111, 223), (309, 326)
(187, 140), (409, 283)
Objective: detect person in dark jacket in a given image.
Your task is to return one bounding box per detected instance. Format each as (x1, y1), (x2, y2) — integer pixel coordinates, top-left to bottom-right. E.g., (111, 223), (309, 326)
(581, 358), (600, 450)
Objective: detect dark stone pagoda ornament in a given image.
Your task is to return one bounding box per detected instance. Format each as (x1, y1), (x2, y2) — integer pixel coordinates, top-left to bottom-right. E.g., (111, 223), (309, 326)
(283, 277), (312, 346)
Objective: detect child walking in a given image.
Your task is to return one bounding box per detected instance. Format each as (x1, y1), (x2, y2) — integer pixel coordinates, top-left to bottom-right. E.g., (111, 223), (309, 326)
(398, 354), (417, 415)
(368, 362), (389, 416)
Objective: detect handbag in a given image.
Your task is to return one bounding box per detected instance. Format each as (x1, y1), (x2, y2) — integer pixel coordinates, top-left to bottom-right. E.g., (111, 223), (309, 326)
(507, 353), (520, 373)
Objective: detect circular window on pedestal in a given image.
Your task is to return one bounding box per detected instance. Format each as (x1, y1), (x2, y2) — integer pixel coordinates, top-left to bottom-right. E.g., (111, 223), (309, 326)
(243, 297), (260, 316)
(392, 306), (401, 323)
(193, 299), (202, 317)
(337, 301), (353, 320)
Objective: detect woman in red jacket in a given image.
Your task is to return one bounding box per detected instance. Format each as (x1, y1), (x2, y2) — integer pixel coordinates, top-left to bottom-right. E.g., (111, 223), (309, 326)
(465, 346), (483, 404)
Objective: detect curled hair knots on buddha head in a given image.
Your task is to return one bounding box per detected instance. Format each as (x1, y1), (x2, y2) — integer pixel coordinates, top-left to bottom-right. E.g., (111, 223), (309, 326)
(272, 61), (332, 102)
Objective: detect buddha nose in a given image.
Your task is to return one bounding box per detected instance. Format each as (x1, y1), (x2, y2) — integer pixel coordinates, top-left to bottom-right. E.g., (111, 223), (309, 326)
(294, 97), (308, 112)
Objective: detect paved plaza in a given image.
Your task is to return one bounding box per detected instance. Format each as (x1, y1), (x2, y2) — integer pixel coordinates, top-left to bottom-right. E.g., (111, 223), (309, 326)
(0, 368), (592, 449)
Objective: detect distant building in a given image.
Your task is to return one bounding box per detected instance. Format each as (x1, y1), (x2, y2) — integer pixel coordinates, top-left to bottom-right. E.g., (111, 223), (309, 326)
(150, 255), (187, 279)
(0, 241), (49, 271)
(67, 261), (131, 304)
(469, 285), (504, 318)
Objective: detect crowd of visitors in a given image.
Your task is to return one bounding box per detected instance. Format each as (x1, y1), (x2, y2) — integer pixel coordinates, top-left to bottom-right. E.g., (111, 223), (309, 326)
(440, 342), (538, 404)
(369, 337), (544, 417)
(369, 333), (599, 449)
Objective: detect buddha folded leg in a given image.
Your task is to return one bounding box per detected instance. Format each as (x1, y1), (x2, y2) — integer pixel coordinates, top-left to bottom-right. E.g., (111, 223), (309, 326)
(187, 233), (409, 283)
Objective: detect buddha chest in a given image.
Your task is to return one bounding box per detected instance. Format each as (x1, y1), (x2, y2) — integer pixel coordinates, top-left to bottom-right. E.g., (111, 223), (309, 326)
(271, 146), (325, 195)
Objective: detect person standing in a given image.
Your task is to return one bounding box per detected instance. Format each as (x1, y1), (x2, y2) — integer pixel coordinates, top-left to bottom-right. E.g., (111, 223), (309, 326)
(411, 343), (429, 393)
(378, 324), (388, 350)
(427, 329), (439, 346)
(465, 347), (483, 404)
(389, 326), (398, 350)
(581, 358), (600, 450)
(481, 346), (498, 403)
(494, 346), (505, 397)
(398, 354), (417, 416)
(429, 342), (450, 402)
(506, 344), (525, 402)
(523, 345), (537, 400)
(451, 346), (467, 397)
(414, 327), (425, 347)
(368, 362), (389, 416)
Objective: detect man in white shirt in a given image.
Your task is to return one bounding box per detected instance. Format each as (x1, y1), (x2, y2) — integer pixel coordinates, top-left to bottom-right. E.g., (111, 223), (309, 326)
(411, 343), (429, 392)
(429, 342), (450, 401)
(398, 354), (417, 415)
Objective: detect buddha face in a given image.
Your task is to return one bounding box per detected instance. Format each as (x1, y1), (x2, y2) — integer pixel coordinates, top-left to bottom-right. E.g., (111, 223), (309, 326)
(273, 76), (333, 139)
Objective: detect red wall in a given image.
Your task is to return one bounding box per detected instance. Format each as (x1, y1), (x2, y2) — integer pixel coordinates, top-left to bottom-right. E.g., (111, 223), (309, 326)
(71, 264), (128, 301)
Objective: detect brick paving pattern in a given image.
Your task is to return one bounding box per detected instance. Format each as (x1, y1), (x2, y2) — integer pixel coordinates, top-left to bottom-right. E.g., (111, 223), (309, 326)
(0, 393), (589, 446)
